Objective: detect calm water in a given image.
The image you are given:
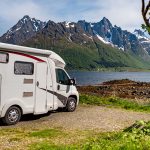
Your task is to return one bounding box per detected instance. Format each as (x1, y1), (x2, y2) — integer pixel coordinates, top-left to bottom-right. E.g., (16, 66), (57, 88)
(68, 71), (150, 86)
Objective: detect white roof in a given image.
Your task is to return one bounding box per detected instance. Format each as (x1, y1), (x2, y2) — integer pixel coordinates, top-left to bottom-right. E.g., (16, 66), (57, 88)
(0, 42), (65, 67)
(0, 42), (52, 55)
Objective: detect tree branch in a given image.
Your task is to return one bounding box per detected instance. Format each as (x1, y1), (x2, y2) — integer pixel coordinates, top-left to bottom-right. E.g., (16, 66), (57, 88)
(141, 0), (150, 32)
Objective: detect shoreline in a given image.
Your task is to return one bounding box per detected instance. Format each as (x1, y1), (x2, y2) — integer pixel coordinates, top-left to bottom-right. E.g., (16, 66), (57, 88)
(78, 79), (150, 102)
(67, 68), (150, 72)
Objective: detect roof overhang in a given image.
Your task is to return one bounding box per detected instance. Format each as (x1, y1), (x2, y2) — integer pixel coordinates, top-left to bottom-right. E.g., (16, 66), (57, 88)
(0, 42), (66, 67)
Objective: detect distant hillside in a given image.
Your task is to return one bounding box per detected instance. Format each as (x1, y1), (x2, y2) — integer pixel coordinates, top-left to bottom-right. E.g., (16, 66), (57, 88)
(1, 15), (150, 70)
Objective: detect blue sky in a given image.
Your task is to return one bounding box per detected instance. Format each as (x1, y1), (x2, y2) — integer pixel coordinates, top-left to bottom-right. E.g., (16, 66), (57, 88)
(0, 0), (143, 35)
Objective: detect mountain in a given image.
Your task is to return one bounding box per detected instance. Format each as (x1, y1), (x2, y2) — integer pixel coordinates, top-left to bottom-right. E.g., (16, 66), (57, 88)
(1, 15), (150, 70)
(133, 29), (150, 55)
(77, 18), (148, 59)
(0, 15), (46, 44)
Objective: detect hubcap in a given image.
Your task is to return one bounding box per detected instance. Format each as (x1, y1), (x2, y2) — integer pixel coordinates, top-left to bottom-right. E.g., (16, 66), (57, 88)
(70, 100), (75, 110)
(8, 109), (19, 123)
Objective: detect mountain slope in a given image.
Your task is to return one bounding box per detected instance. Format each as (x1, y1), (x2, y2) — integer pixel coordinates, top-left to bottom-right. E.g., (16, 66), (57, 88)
(0, 15), (46, 44)
(23, 21), (150, 70)
(1, 16), (150, 70)
(133, 29), (150, 55)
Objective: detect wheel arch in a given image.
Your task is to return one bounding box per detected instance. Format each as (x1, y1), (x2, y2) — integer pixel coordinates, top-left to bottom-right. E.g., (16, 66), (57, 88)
(1, 99), (25, 118)
(68, 95), (77, 101)
(68, 94), (79, 105)
(10, 105), (23, 115)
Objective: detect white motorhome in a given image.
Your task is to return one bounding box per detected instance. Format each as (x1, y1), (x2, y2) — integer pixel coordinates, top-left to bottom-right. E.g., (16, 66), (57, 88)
(0, 42), (79, 125)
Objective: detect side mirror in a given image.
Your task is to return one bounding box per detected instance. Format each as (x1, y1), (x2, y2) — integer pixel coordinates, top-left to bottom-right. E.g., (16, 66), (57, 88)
(69, 78), (76, 85)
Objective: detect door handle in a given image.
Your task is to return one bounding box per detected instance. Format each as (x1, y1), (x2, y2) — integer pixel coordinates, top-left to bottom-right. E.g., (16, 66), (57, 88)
(36, 81), (39, 87)
(57, 85), (60, 90)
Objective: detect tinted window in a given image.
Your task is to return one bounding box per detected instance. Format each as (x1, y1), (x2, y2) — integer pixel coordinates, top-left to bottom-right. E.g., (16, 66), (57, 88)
(0, 52), (9, 63)
(14, 61), (34, 75)
(56, 69), (69, 85)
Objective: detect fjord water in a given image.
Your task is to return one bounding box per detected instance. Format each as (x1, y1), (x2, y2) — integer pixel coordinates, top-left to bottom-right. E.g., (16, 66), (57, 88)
(68, 71), (150, 86)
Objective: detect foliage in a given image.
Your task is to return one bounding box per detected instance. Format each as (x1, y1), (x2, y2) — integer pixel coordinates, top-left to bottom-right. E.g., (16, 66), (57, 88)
(141, 24), (150, 33)
(82, 121), (150, 150)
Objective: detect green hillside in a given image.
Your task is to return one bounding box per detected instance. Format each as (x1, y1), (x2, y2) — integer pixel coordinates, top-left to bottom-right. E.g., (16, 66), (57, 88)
(23, 36), (150, 71)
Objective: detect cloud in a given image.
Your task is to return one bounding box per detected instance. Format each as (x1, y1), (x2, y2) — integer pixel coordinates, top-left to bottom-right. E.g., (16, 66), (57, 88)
(0, 1), (48, 21)
(0, 0), (143, 35)
(73, 0), (143, 31)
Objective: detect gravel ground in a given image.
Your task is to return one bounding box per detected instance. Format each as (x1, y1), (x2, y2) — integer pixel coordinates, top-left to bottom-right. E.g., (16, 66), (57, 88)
(2, 105), (150, 132)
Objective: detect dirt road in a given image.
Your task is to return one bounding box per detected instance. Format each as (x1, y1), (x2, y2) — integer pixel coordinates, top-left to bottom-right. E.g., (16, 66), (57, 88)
(2, 105), (150, 132)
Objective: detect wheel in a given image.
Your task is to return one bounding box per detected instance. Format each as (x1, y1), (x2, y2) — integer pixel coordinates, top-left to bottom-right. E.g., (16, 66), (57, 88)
(2, 106), (22, 125)
(66, 97), (77, 112)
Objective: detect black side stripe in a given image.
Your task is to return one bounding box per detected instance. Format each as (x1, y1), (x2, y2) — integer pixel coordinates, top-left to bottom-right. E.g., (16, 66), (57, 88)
(39, 87), (67, 105)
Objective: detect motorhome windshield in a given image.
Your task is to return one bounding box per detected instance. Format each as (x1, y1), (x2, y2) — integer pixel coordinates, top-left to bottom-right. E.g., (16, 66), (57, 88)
(56, 69), (69, 85)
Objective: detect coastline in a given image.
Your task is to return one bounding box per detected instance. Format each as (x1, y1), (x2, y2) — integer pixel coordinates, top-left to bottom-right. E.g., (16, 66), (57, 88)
(78, 79), (150, 102)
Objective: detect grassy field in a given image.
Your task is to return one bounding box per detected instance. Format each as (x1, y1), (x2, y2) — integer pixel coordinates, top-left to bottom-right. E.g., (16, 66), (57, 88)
(1, 95), (150, 149)
(80, 94), (150, 112)
(1, 120), (150, 150)
(28, 121), (150, 150)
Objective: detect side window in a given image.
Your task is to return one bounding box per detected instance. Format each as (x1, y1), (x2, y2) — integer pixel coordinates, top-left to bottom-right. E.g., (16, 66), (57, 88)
(56, 69), (69, 85)
(14, 61), (34, 75)
(0, 52), (9, 63)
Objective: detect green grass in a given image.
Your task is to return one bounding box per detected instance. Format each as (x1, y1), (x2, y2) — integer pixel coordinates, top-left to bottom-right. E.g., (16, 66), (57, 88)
(29, 129), (62, 138)
(80, 94), (150, 112)
(29, 121), (150, 150)
(30, 142), (77, 150)
(1, 121), (150, 149)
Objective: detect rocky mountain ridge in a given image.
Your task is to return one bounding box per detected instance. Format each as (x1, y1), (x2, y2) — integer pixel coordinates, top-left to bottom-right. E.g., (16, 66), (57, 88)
(0, 15), (46, 44)
(0, 15), (150, 70)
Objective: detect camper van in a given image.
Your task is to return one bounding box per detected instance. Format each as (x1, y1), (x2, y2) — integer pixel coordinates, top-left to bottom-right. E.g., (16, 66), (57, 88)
(0, 43), (79, 125)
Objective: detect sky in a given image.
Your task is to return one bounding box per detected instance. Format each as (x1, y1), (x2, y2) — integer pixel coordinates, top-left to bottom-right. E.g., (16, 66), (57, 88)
(0, 0), (144, 36)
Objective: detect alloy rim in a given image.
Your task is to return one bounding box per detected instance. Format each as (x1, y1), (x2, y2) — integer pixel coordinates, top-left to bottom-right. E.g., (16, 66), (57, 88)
(70, 100), (75, 110)
(8, 109), (19, 123)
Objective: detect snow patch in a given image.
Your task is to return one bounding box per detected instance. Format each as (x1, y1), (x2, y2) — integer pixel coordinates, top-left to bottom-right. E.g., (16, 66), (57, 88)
(33, 23), (38, 31)
(90, 23), (94, 28)
(134, 31), (149, 40)
(65, 22), (71, 28)
(65, 22), (74, 28)
(119, 46), (124, 51)
(141, 40), (150, 43)
(93, 30), (110, 44)
(70, 24), (74, 28)
(68, 33), (72, 42)
(15, 27), (21, 31)
(23, 17), (29, 24)
(83, 33), (93, 41)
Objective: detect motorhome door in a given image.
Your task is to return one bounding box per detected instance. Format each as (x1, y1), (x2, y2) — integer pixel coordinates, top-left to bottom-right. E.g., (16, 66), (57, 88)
(34, 62), (48, 114)
(56, 69), (70, 106)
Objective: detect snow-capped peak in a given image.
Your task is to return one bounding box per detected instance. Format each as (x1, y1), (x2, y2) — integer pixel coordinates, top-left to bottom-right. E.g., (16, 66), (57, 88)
(65, 22), (75, 28)
(2, 15), (46, 44)
(133, 29), (149, 40)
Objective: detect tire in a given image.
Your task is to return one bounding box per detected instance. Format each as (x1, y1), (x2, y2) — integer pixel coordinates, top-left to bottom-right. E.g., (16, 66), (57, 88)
(66, 97), (77, 112)
(2, 106), (22, 125)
